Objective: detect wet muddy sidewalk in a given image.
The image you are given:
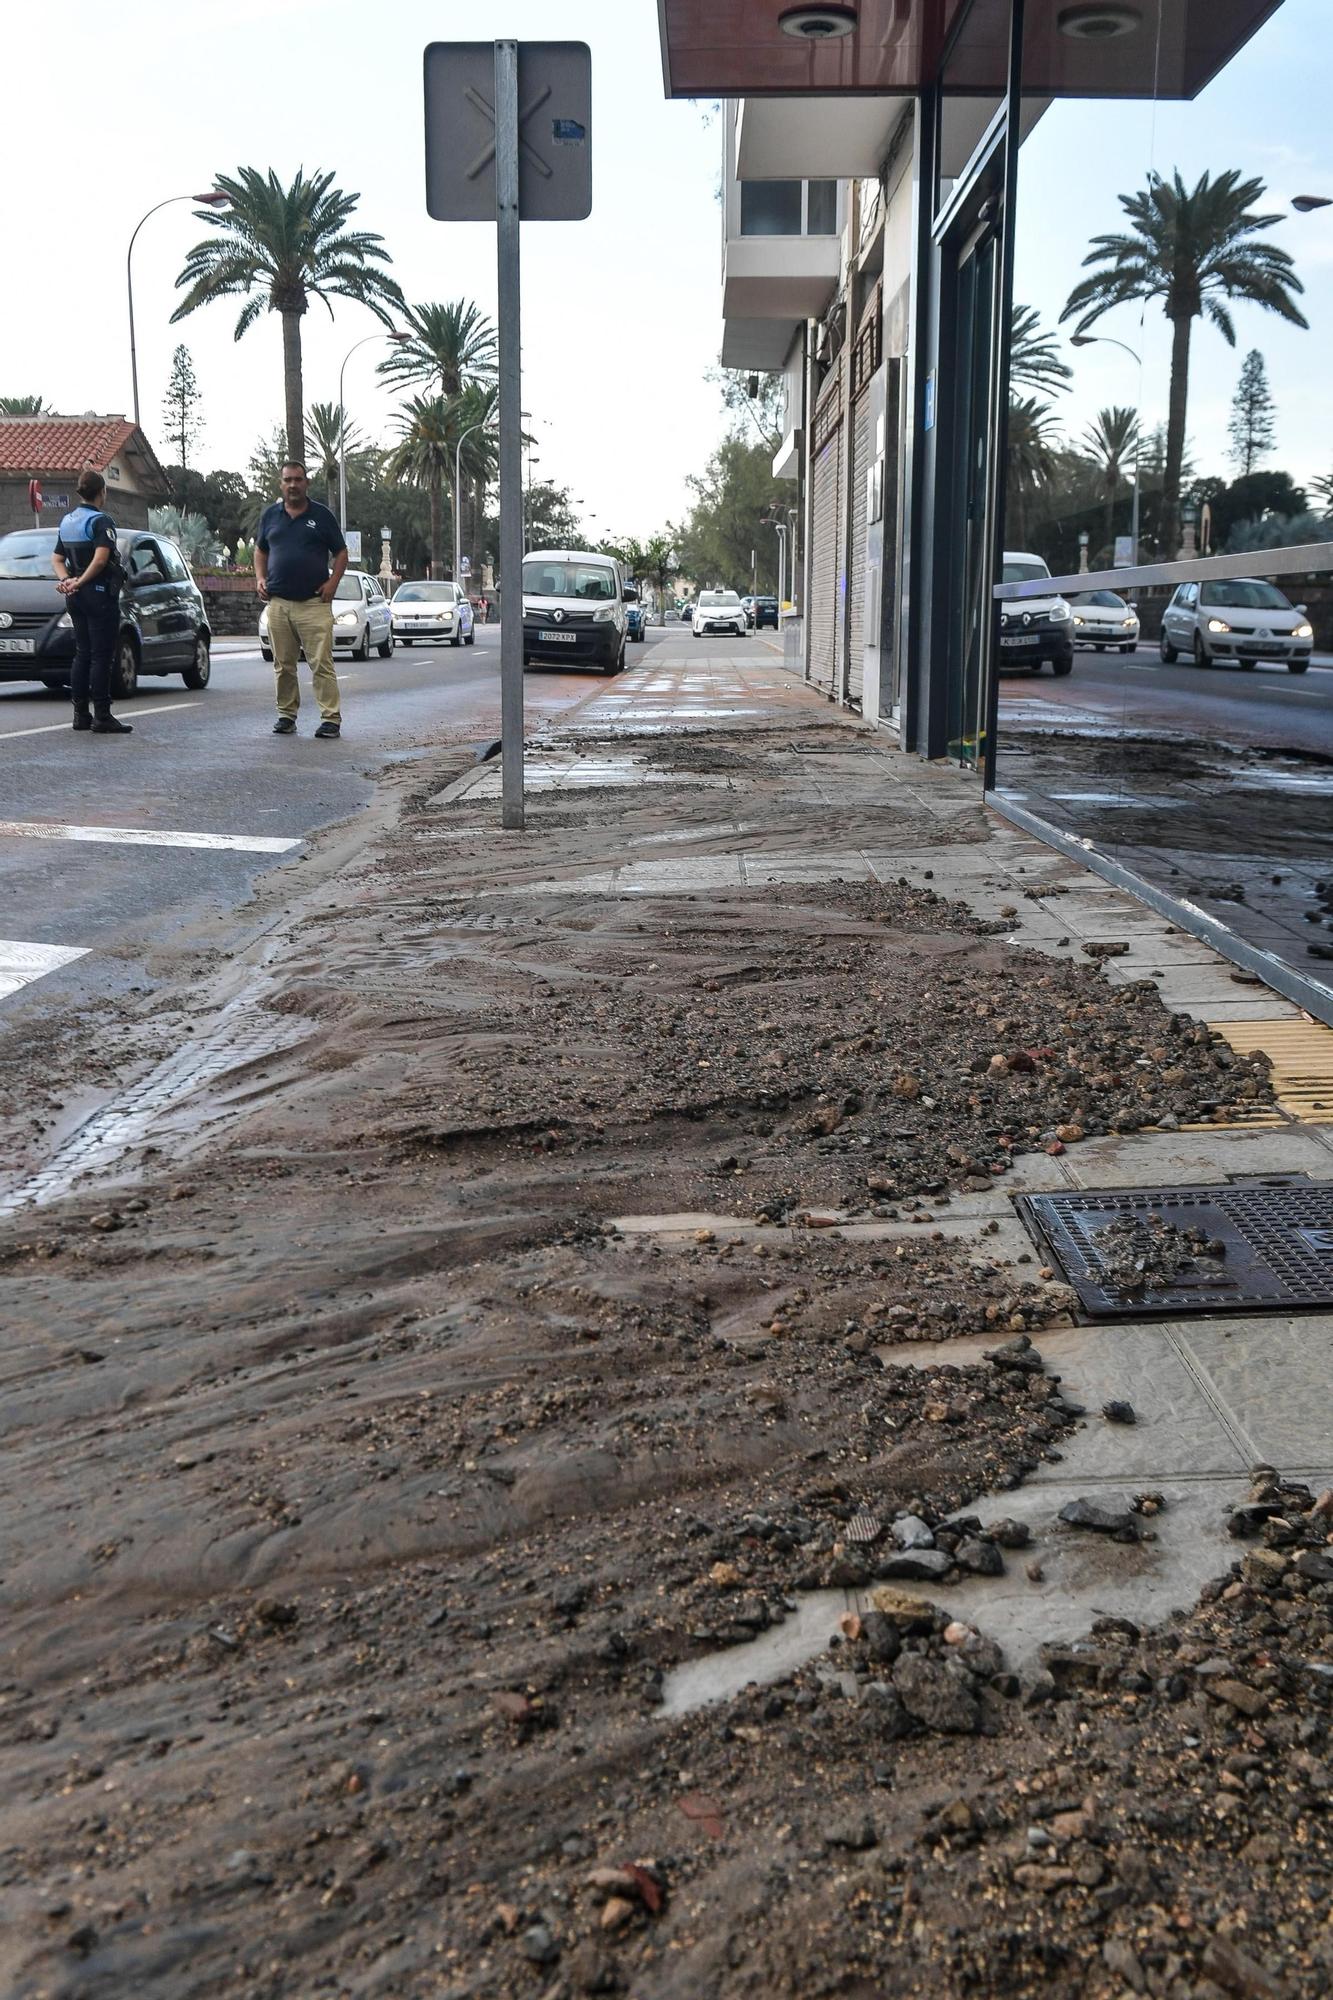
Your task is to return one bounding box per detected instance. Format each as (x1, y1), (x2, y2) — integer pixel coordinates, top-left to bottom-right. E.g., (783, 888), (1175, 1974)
(1, 654), (1331, 1999)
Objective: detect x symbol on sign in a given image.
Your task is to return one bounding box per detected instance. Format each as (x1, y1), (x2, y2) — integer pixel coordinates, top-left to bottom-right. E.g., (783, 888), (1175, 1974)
(464, 81), (554, 185)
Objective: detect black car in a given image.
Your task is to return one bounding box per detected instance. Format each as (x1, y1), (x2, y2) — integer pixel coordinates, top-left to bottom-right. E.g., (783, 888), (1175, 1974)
(752, 595), (779, 630)
(0, 527), (212, 696)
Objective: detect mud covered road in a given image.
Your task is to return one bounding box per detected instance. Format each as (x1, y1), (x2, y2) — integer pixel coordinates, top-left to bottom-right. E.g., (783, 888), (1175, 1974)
(2, 704), (1329, 2000)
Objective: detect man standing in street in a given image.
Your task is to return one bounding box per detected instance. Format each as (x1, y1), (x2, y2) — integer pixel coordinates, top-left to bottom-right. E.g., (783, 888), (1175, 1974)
(255, 460), (347, 738)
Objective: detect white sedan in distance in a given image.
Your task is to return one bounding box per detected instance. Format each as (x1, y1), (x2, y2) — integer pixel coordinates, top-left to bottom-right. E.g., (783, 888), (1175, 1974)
(391, 579), (475, 647)
(1069, 589), (1140, 653)
(692, 590), (748, 638)
(260, 570), (394, 660)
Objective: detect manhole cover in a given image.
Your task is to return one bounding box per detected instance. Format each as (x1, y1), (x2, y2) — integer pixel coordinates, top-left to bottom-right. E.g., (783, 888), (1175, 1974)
(1015, 1182), (1333, 1317)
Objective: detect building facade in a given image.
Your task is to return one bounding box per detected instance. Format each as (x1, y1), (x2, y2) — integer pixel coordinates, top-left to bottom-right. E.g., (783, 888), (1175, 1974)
(665, 0), (1293, 781)
(0, 416), (171, 536)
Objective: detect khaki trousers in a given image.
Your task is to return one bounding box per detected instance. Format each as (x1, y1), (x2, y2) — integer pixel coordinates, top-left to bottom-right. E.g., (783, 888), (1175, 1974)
(266, 595), (341, 723)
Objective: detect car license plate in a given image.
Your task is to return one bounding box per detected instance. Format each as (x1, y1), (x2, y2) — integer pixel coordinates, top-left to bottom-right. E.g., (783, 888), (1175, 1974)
(0, 636), (35, 654)
(539, 630), (577, 643)
(999, 635), (1030, 647)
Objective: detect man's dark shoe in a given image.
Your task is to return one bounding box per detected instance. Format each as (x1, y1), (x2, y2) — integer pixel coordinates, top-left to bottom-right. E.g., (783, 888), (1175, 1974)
(72, 708), (92, 731)
(314, 721), (341, 739)
(91, 714), (132, 734)
(273, 716), (297, 735)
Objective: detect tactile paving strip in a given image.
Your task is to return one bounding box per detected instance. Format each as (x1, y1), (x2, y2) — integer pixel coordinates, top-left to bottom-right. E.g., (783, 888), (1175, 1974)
(0, 1004), (306, 1216)
(1016, 1181), (1333, 1318)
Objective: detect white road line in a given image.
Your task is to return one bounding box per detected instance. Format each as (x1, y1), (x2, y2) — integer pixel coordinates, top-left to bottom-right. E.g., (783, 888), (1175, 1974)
(0, 701), (202, 742)
(0, 820), (300, 855)
(0, 938), (89, 1001)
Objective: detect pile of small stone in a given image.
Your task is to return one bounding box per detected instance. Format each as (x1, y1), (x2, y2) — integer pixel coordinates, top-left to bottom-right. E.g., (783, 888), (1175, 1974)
(1092, 1209), (1228, 1299)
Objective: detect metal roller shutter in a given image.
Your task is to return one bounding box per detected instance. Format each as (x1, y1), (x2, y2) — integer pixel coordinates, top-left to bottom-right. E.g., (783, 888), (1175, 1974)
(845, 290), (882, 711)
(808, 364), (843, 697)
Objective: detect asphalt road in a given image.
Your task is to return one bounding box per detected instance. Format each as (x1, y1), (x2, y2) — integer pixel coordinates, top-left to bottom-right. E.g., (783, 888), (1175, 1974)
(0, 623), (669, 1014)
(997, 642), (1333, 757)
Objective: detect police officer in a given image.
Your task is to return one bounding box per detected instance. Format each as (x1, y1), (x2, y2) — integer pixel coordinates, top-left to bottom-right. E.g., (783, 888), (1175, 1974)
(52, 468), (131, 734)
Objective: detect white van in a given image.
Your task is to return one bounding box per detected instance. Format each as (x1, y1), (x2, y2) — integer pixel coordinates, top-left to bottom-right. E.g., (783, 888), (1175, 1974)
(521, 547), (629, 674)
(997, 550), (1074, 675)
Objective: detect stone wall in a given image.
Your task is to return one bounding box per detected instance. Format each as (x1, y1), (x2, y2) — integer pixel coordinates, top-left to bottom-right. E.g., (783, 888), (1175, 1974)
(197, 573), (262, 637)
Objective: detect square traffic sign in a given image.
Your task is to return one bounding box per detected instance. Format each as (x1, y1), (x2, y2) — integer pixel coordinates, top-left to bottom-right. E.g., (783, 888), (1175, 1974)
(424, 41), (591, 222)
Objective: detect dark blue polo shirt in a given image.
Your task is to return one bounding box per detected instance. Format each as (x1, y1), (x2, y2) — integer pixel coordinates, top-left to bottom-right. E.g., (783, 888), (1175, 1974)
(257, 498), (346, 600)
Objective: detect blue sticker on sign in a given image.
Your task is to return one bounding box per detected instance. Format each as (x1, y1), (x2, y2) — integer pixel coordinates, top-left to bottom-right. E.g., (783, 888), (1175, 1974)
(552, 118), (586, 144)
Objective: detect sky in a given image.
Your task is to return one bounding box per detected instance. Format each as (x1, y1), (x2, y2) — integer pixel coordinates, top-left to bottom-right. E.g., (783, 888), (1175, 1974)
(1013, 0), (1333, 495)
(6, 0), (1330, 541)
(3, 1), (725, 545)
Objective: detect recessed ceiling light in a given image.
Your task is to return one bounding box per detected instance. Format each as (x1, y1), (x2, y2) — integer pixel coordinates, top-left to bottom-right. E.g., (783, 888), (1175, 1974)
(779, 5), (858, 41)
(1057, 3), (1142, 38)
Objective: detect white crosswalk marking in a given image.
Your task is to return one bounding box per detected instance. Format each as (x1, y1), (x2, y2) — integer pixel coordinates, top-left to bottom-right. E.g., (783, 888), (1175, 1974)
(0, 820), (301, 854)
(0, 939), (88, 1000)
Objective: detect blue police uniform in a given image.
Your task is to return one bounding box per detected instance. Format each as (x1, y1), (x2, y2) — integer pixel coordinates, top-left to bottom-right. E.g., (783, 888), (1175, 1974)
(55, 502), (124, 724)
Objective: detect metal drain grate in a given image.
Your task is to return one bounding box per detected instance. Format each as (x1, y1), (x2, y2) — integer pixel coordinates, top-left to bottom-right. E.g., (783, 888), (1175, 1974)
(1015, 1181), (1333, 1317)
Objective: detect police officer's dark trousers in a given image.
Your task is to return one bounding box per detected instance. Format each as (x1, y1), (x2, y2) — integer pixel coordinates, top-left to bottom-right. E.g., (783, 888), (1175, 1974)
(67, 581), (120, 719)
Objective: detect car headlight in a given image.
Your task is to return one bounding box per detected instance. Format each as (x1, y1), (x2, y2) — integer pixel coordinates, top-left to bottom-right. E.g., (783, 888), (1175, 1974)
(592, 606), (614, 623)
(1122, 616), (1137, 628)
(1206, 618), (1231, 634)
(1293, 622), (1314, 640)
(335, 611), (359, 627)
(1073, 614), (1086, 626)
(1049, 602), (1071, 622)
(57, 611), (73, 630)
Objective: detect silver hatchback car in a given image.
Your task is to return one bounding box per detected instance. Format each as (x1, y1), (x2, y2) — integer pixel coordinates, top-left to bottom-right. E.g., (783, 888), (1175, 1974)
(1159, 577), (1313, 673)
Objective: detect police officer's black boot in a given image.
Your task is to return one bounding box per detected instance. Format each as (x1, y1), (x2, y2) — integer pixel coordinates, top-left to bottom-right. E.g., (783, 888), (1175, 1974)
(91, 705), (132, 734)
(71, 702), (92, 731)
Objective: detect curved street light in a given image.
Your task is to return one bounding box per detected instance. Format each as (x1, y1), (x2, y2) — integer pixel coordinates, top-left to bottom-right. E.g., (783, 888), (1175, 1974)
(1071, 330), (1143, 566)
(454, 420), (496, 584)
(337, 330), (410, 531)
(127, 189), (228, 428)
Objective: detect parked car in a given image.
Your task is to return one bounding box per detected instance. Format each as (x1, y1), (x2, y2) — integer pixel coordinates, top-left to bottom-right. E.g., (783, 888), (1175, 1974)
(260, 569), (393, 661)
(1069, 588), (1139, 652)
(996, 552), (1073, 674)
(390, 579), (474, 647)
(692, 590), (748, 638)
(0, 525), (211, 695)
(739, 594), (758, 627)
(1159, 577), (1313, 672)
(752, 595), (780, 630)
(624, 582), (647, 642)
(521, 548), (628, 673)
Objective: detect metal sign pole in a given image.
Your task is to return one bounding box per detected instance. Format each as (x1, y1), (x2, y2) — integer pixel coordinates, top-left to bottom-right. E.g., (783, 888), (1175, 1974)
(495, 39), (525, 831)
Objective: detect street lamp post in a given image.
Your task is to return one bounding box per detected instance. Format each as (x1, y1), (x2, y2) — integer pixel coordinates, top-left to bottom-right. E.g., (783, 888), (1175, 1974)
(127, 189), (228, 428)
(338, 330), (410, 532)
(1072, 330), (1143, 565)
(454, 421), (493, 584)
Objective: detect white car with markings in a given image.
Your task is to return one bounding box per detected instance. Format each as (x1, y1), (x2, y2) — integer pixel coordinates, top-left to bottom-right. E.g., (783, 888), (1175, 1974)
(391, 579), (475, 647)
(692, 590), (748, 638)
(260, 570), (393, 661)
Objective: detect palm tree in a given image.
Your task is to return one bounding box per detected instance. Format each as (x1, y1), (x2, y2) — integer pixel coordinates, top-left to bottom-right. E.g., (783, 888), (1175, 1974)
(1006, 397), (1062, 549)
(1010, 305), (1072, 399)
(379, 303), (497, 575)
(170, 166), (402, 463)
(1062, 168), (1307, 554)
(386, 395), (455, 578)
(1080, 405), (1139, 566)
(376, 300), (497, 400)
(0, 394), (50, 416)
(307, 400), (362, 508)
(1310, 467), (1333, 509)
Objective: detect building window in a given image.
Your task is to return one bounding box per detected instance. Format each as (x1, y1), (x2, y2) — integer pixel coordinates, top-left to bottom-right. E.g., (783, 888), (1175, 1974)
(807, 180), (838, 235)
(740, 180), (803, 237)
(739, 179), (840, 239)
